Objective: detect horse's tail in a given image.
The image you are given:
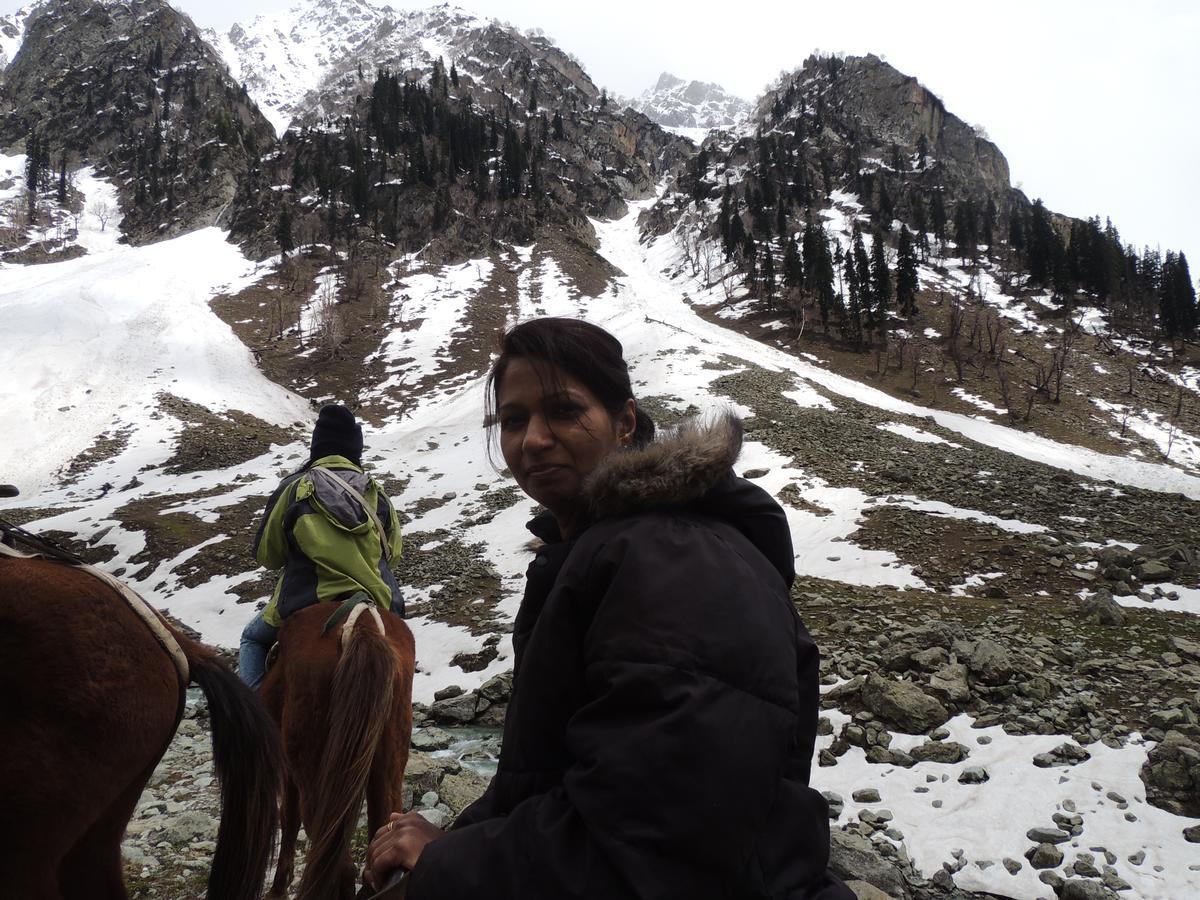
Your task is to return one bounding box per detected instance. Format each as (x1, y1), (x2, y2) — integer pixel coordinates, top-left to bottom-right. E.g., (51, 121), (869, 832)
(176, 635), (282, 900)
(297, 611), (398, 900)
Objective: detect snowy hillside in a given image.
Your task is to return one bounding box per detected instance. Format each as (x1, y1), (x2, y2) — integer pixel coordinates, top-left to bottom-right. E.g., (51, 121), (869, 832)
(3, 169), (1200, 896)
(631, 70), (751, 133)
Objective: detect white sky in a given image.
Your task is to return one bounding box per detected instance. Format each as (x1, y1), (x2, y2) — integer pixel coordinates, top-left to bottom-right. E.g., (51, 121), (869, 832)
(3, 0), (1197, 273)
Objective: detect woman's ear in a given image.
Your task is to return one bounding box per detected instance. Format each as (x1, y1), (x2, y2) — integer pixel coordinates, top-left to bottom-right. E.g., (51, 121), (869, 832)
(617, 399), (637, 445)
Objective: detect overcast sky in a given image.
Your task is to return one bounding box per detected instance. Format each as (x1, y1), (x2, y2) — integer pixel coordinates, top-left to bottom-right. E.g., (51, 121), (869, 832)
(5, 0), (1198, 271)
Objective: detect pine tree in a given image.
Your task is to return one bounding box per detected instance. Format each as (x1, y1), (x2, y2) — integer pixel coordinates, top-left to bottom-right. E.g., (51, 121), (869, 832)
(276, 202), (295, 258)
(954, 198), (978, 263)
(842, 250), (864, 348)
(930, 190), (947, 251)
(870, 229), (892, 326)
(57, 154), (67, 206)
(851, 227), (873, 328)
(896, 228), (919, 317)
(450, 62), (459, 88)
(761, 245), (777, 312)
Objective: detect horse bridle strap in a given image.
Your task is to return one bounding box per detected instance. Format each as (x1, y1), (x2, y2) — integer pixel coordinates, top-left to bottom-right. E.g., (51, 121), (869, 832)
(0, 541), (190, 685)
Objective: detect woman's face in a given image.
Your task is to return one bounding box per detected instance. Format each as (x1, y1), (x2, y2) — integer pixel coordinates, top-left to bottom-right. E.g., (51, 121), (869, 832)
(496, 357), (636, 525)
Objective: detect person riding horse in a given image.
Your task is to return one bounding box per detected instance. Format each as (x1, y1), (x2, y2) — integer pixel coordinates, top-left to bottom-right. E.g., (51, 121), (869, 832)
(239, 404), (404, 690)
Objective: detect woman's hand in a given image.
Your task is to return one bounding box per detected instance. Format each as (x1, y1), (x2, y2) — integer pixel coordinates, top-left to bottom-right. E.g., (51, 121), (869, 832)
(363, 812), (444, 890)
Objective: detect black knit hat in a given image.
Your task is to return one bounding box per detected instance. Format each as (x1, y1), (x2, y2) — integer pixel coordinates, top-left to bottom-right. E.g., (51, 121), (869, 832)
(310, 404), (363, 465)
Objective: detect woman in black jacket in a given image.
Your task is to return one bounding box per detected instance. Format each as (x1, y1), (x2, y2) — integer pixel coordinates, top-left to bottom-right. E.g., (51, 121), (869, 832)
(366, 317), (851, 899)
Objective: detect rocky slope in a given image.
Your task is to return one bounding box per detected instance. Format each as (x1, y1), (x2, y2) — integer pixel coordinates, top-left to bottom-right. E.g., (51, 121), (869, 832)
(631, 70), (751, 131)
(0, 0), (275, 243)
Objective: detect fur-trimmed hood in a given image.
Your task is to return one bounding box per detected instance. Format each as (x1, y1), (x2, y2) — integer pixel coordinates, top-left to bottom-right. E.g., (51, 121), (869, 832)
(581, 412), (796, 586)
(585, 412), (744, 519)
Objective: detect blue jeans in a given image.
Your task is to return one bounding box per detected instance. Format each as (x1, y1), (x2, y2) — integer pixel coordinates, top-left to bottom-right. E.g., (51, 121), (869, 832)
(238, 611), (278, 691)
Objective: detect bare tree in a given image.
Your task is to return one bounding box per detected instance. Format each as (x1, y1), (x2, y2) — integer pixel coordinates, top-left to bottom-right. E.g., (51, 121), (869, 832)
(945, 293), (966, 383)
(89, 199), (114, 232)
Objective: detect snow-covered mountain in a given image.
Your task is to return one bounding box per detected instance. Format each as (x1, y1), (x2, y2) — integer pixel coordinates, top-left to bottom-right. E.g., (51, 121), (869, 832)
(0, 2), (36, 69)
(206, 0), (484, 135)
(206, 0), (558, 136)
(631, 71), (750, 133)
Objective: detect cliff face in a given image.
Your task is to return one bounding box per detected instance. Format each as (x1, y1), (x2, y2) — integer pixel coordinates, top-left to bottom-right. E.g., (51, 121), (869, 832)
(796, 54), (1011, 200)
(0, 0), (276, 243)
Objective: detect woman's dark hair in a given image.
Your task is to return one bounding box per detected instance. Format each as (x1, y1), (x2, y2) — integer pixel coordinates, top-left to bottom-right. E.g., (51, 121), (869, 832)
(485, 317), (655, 448)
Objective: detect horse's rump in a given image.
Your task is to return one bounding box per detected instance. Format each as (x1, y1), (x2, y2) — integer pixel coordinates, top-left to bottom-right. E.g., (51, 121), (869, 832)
(263, 602), (415, 900)
(0, 554), (281, 900)
(0, 557), (180, 841)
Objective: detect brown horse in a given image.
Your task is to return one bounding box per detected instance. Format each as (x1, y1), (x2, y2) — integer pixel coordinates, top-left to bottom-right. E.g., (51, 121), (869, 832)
(261, 599), (415, 900)
(0, 554), (281, 900)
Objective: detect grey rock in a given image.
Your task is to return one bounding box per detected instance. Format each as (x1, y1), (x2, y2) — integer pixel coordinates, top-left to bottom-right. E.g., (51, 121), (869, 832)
(968, 638), (1017, 685)
(1060, 879), (1121, 899)
(429, 692), (479, 725)
(861, 673), (950, 733)
(1026, 842), (1064, 868)
(1027, 827), (1070, 844)
(821, 791), (843, 819)
(1080, 589), (1127, 626)
(1134, 560), (1172, 582)
(1039, 871), (1065, 891)
(852, 788), (882, 803)
(1071, 853), (1101, 877)
(416, 807), (451, 828)
(1002, 857), (1022, 875)
(478, 671), (513, 703)
(433, 684), (465, 701)
(411, 727), (454, 751)
(160, 810), (218, 845)
(828, 830), (909, 900)
(958, 766), (989, 784)
(1185, 824), (1200, 843)
(1140, 730), (1200, 817)
(910, 740), (970, 764)
(437, 769), (490, 815)
(927, 662), (971, 704)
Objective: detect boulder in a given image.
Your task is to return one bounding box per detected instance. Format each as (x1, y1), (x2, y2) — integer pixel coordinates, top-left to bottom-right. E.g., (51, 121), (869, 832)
(1025, 842), (1063, 868)
(910, 740), (970, 764)
(1134, 559), (1173, 582)
(1079, 589), (1126, 626)
(1140, 729), (1200, 817)
(1060, 879), (1121, 900)
(437, 769), (491, 815)
(429, 692), (479, 725)
(861, 673), (950, 733)
(828, 830), (910, 899)
(967, 638), (1017, 685)
(927, 662), (971, 704)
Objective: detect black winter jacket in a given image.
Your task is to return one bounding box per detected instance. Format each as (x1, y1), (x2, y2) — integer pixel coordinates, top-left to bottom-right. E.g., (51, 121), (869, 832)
(408, 416), (851, 899)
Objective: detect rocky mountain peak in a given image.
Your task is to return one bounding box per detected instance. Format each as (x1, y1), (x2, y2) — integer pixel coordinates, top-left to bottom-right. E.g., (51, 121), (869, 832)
(758, 53), (1012, 201)
(632, 70), (750, 132)
(0, 0), (276, 241)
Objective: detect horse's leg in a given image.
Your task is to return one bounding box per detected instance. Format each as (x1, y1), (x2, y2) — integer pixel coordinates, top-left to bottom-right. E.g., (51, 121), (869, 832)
(268, 776), (301, 899)
(58, 765), (155, 900)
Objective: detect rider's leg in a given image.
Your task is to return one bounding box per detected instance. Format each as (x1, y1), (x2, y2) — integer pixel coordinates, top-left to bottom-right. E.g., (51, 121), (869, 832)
(237, 610), (278, 691)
